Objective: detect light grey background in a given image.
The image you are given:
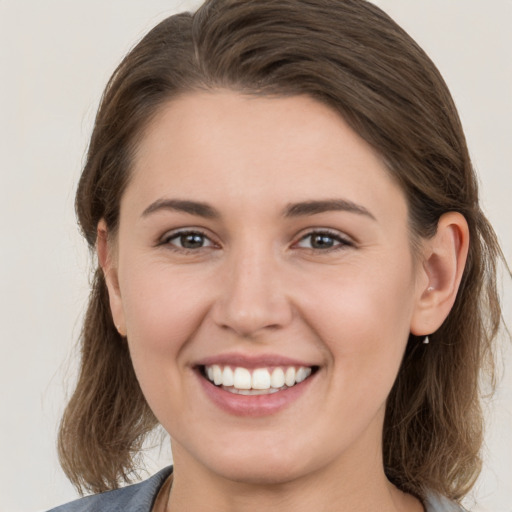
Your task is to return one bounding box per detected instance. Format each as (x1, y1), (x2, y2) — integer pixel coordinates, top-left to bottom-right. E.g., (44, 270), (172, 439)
(0, 1), (510, 511)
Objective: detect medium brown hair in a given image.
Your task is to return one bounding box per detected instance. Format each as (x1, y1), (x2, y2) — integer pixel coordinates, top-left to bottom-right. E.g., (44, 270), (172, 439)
(59, 0), (505, 501)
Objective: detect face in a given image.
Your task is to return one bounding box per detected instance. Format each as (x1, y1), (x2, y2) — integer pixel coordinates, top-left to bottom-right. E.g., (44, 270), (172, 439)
(105, 91), (426, 485)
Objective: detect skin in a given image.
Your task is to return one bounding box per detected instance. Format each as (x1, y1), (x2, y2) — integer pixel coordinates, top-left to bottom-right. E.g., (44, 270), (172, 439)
(99, 91), (469, 512)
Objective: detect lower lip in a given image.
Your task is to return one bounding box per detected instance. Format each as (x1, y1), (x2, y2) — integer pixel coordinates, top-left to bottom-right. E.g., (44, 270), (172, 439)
(196, 371), (316, 417)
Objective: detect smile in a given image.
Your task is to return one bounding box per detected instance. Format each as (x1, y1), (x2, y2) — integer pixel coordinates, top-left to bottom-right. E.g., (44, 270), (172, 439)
(201, 365), (315, 395)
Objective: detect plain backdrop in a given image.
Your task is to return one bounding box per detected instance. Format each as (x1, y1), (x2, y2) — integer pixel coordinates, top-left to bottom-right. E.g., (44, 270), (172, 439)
(0, 1), (510, 511)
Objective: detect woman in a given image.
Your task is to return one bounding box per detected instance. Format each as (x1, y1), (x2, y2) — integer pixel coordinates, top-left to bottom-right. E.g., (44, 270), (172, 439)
(48, 0), (505, 511)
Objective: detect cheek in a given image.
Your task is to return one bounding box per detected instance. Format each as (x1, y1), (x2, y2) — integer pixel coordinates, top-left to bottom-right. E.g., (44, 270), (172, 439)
(118, 261), (214, 419)
(119, 260), (211, 354)
(296, 254), (416, 378)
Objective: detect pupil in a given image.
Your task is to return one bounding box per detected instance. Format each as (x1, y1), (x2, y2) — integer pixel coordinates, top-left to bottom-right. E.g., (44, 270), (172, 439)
(182, 233), (204, 248)
(312, 234), (334, 248)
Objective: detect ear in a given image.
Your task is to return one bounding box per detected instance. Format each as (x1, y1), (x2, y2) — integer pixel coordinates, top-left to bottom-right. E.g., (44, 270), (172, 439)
(97, 219), (126, 337)
(410, 212), (470, 336)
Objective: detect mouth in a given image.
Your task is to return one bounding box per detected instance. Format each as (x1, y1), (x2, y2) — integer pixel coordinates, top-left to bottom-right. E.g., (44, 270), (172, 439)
(198, 364), (319, 395)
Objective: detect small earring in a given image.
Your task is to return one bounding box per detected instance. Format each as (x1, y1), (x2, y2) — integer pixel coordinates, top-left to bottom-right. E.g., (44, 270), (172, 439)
(427, 286), (434, 292)
(423, 335), (430, 345)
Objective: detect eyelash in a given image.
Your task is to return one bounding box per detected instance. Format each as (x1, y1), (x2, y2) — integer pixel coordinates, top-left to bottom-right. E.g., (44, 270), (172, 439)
(295, 230), (353, 251)
(160, 228), (353, 253)
(160, 230), (216, 252)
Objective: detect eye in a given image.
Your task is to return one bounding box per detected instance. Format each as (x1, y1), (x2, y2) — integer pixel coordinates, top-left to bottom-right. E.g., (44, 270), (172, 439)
(295, 230), (352, 250)
(162, 230), (215, 250)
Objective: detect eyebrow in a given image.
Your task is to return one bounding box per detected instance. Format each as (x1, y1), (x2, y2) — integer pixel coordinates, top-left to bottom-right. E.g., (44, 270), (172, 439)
(141, 198), (376, 221)
(141, 199), (219, 219)
(283, 199), (376, 220)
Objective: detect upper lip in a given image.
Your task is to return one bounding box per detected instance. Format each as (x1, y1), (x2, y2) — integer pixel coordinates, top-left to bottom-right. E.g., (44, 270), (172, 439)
(195, 353), (318, 369)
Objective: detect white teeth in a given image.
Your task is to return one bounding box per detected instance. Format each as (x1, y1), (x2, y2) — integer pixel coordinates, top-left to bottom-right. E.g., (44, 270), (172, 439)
(251, 368), (271, 390)
(270, 367), (285, 388)
(213, 365), (222, 385)
(233, 367), (252, 389)
(236, 388), (280, 395)
(222, 366), (234, 387)
(204, 364), (314, 391)
(296, 367), (311, 383)
(285, 367), (296, 387)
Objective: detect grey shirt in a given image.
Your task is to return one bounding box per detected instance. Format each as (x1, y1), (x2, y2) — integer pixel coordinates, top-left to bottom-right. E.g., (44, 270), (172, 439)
(47, 466), (465, 512)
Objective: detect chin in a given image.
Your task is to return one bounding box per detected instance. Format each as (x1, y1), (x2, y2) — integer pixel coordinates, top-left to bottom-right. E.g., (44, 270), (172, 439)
(187, 435), (323, 486)
(211, 457), (309, 486)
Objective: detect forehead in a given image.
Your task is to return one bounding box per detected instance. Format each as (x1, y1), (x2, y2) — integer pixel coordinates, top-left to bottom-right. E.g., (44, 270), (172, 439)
(126, 91), (406, 221)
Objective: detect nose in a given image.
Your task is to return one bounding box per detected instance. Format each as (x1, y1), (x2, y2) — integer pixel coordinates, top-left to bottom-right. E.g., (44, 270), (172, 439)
(211, 246), (294, 338)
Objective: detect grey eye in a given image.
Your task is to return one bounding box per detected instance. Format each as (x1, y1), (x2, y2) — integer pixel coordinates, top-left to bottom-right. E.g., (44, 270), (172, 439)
(296, 231), (351, 250)
(310, 233), (336, 249)
(166, 231), (214, 249)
